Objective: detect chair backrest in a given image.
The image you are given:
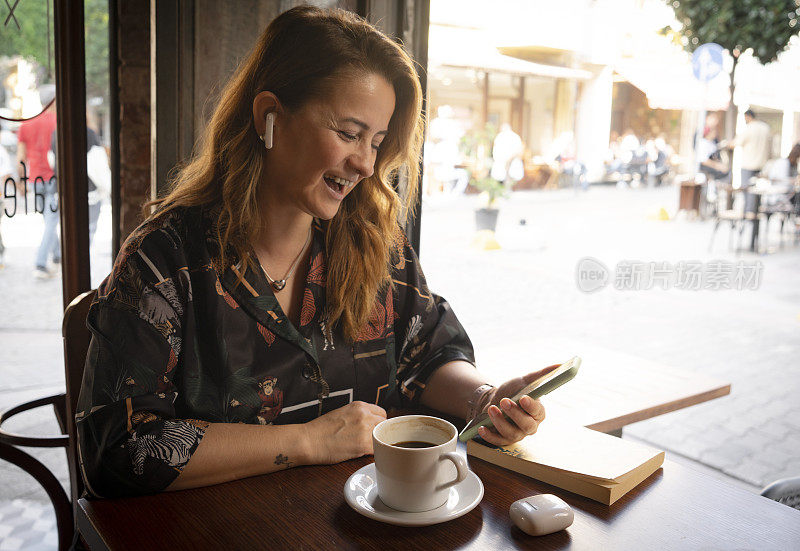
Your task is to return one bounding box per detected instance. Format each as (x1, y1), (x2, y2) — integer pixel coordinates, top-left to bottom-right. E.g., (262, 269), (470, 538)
(62, 290), (96, 507)
(761, 477), (800, 511)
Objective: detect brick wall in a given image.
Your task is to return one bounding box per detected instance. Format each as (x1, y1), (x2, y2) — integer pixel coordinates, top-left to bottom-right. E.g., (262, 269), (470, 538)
(117, 0), (151, 241)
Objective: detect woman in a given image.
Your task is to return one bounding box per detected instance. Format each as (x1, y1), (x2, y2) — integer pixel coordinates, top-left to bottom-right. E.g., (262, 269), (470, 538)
(789, 143), (800, 177)
(698, 126), (729, 182)
(77, 6), (552, 498)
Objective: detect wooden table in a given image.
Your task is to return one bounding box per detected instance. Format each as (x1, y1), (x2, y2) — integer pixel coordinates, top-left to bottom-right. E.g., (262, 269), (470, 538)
(715, 182), (798, 252)
(747, 183), (798, 252)
(77, 453), (800, 550)
(678, 179), (704, 216)
(478, 341), (731, 435)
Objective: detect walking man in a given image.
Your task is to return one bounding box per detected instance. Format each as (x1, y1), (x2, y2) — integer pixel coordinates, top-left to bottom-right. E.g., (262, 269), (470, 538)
(723, 109), (771, 211)
(17, 85), (58, 279)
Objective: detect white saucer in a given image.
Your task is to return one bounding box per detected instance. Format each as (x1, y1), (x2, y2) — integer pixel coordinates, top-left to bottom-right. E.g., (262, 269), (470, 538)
(344, 462), (484, 527)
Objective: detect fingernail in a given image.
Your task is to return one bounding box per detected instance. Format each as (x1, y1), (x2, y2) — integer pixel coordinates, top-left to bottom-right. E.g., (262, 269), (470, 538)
(500, 399), (511, 410)
(520, 395), (531, 407)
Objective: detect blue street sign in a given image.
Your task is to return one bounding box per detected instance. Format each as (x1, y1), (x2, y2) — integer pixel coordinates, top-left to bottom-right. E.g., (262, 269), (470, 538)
(692, 43), (724, 82)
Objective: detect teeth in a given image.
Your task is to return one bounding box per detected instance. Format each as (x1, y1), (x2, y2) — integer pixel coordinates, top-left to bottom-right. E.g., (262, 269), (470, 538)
(327, 176), (355, 188)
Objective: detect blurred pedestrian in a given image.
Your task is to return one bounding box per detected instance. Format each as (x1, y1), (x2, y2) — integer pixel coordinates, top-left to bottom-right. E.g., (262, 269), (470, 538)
(49, 117), (110, 247)
(0, 136), (13, 268)
(697, 126), (729, 181)
(645, 137), (670, 187)
(17, 85), (58, 279)
(604, 131), (622, 173)
(491, 123), (523, 184)
(0, 109), (18, 153)
(427, 105), (465, 193)
(787, 143), (800, 178)
(723, 109), (771, 187)
(619, 128), (640, 158)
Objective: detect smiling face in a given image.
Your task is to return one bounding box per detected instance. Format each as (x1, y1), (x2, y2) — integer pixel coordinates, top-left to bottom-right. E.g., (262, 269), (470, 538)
(259, 72), (396, 221)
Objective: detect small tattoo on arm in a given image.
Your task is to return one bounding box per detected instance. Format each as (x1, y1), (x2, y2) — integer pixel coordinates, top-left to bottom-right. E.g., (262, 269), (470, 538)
(274, 453), (292, 468)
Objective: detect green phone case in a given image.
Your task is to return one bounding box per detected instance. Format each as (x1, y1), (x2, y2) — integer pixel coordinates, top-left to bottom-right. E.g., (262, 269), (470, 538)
(458, 357), (581, 442)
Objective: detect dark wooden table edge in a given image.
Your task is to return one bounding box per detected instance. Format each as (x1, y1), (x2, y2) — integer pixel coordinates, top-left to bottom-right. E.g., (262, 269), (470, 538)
(77, 498), (111, 551)
(76, 455), (800, 550)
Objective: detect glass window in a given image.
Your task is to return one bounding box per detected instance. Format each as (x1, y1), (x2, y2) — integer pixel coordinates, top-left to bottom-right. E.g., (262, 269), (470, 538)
(0, 0), (110, 529)
(424, 0), (799, 495)
(0, 0), (67, 524)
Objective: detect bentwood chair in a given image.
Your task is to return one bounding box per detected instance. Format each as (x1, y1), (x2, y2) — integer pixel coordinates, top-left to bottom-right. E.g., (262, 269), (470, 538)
(761, 477), (800, 511)
(708, 190), (748, 253)
(0, 290), (96, 551)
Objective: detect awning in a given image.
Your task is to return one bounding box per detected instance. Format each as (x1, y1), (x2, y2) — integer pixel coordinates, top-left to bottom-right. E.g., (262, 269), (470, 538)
(732, 51), (800, 111)
(428, 24), (593, 81)
(614, 59), (730, 111)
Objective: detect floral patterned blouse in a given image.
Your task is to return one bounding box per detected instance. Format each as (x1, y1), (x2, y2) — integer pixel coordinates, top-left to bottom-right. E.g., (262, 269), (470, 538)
(76, 206), (474, 497)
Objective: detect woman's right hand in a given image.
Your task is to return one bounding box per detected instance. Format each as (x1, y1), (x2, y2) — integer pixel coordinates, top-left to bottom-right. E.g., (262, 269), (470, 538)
(304, 401), (387, 464)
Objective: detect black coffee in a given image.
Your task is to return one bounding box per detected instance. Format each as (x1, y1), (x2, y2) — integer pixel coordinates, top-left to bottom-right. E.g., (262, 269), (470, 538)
(393, 440), (436, 448)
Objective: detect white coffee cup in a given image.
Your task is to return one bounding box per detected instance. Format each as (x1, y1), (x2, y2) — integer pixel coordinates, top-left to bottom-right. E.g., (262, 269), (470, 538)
(372, 415), (469, 512)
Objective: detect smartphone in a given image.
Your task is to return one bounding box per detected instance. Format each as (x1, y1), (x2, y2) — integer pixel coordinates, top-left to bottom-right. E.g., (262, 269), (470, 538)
(458, 356), (581, 442)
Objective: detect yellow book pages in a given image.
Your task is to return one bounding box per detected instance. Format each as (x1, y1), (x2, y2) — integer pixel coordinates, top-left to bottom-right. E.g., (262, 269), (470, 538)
(605, 453), (666, 504)
(478, 421), (663, 483)
(467, 440), (616, 504)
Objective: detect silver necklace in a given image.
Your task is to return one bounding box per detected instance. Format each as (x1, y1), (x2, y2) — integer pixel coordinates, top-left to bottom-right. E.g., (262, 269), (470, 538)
(258, 228), (312, 292)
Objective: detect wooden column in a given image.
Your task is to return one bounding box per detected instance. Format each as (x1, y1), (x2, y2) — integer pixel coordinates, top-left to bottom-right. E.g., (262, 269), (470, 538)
(514, 75), (525, 134)
(366, 0), (428, 253)
(151, 0), (195, 199)
(481, 71), (489, 126)
(407, 0), (429, 252)
(109, 0), (120, 257)
(54, 0), (90, 308)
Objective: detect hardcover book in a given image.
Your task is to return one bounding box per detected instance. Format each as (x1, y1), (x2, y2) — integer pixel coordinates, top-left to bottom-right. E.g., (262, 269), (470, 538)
(466, 421), (665, 505)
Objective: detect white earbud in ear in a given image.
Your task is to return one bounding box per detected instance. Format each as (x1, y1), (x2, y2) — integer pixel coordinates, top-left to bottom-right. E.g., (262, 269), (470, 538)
(263, 112), (275, 149)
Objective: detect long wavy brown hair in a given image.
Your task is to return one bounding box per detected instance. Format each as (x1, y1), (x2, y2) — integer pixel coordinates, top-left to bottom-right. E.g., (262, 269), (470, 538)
(146, 6), (424, 342)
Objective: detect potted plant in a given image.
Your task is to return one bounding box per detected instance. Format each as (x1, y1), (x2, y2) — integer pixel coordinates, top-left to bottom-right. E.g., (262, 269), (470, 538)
(471, 175), (508, 232)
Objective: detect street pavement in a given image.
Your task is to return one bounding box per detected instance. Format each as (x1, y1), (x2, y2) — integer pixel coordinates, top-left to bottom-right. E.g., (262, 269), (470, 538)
(0, 184), (798, 546)
(0, 204), (112, 548)
(419, 184), (800, 493)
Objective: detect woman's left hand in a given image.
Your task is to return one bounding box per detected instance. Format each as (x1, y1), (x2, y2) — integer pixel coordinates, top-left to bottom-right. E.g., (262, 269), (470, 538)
(477, 364), (560, 446)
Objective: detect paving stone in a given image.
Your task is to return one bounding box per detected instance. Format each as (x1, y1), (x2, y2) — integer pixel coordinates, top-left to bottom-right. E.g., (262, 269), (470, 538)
(629, 424), (690, 451)
(4, 517), (33, 532)
(780, 458), (800, 476)
(734, 429), (780, 456)
(780, 430), (800, 451)
(754, 420), (794, 441)
(698, 442), (752, 471)
(697, 426), (741, 449)
(0, 536), (25, 551)
(760, 467), (798, 489)
(750, 403), (798, 426)
(423, 188), (800, 489)
(726, 417), (767, 437)
(732, 394), (776, 414)
(724, 458), (777, 487)
(0, 506), (22, 521)
(759, 448), (798, 472)
(781, 411), (800, 432)
(677, 437), (721, 460)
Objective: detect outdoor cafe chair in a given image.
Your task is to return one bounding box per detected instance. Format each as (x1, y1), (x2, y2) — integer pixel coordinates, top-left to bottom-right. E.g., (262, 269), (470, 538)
(0, 290), (96, 551)
(761, 476), (800, 511)
(707, 189), (752, 253)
